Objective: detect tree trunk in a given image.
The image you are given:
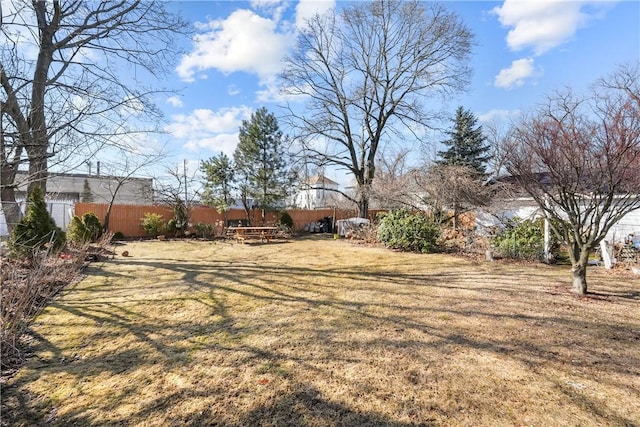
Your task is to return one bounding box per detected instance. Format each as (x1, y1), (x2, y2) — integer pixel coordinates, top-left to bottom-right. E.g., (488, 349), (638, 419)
(0, 193), (22, 234)
(1, 157), (22, 233)
(569, 243), (591, 294)
(452, 204), (459, 231)
(357, 195), (369, 219)
(572, 263), (588, 295)
(103, 204), (113, 232)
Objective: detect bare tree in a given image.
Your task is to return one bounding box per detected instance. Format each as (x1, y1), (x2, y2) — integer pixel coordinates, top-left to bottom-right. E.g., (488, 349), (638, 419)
(281, 0), (473, 218)
(370, 148), (421, 209)
(95, 150), (165, 232)
(153, 162), (200, 236)
(1, 1), (187, 232)
(416, 164), (492, 229)
(505, 64), (640, 294)
(484, 120), (511, 179)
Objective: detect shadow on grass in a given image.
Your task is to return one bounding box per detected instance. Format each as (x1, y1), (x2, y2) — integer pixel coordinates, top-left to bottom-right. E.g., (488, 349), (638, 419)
(3, 242), (639, 426)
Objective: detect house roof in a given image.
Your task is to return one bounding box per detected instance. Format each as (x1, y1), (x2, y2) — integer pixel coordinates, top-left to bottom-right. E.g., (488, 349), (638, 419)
(306, 174), (338, 186)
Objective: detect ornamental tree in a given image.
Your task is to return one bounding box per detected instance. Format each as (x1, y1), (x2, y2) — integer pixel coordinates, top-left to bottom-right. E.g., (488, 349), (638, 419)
(504, 64), (640, 294)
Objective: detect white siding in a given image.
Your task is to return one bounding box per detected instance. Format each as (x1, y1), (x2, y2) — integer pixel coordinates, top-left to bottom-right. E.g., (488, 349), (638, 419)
(0, 199), (75, 237)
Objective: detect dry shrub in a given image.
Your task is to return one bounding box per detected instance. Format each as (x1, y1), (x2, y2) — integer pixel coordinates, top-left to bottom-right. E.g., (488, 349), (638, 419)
(1, 250), (84, 372)
(346, 223), (378, 244)
(0, 232), (114, 373)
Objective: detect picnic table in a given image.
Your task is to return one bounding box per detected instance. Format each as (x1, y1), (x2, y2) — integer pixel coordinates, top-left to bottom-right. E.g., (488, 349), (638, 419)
(228, 226), (279, 243)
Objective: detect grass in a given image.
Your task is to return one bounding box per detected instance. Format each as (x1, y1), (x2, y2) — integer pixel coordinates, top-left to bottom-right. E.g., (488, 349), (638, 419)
(2, 236), (639, 426)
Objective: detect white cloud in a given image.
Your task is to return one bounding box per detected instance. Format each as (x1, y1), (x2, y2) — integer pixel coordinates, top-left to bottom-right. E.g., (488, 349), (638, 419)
(176, 9), (294, 83)
(295, 0), (335, 29)
(478, 109), (521, 124)
(227, 84), (241, 96)
(165, 106), (253, 156)
(166, 96), (183, 108)
(492, 0), (613, 55)
(494, 58), (538, 89)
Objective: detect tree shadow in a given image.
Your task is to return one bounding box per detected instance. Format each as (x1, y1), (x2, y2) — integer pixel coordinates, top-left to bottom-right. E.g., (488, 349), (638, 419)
(3, 241), (639, 426)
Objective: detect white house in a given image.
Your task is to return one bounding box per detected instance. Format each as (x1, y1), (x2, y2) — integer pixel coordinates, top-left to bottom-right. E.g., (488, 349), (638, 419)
(294, 174), (340, 209)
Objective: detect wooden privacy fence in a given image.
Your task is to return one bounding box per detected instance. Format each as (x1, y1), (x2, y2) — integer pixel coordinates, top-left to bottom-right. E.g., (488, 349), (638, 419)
(74, 203), (385, 237)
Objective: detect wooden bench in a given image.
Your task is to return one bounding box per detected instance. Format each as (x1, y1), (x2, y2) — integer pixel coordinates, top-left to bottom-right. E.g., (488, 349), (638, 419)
(228, 226), (279, 243)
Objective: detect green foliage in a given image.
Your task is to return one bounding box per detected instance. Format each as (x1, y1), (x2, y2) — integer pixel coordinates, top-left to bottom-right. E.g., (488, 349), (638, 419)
(437, 106), (491, 177)
(67, 212), (102, 245)
(81, 179), (94, 202)
(113, 231), (125, 240)
(200, 153), (235, 214)
(141, 213), (165, 237)
(195, 222), (214, 239)
(83, 212), (102, 240)
(234, 107), (291, 216)
(491, 217), (559, 261)
(9, 186), (66, 256)
(377, 209), (441, 253)
(279, 211), (294, 229)
(165, 199), (189, 237)
(67, 216), (87, 243)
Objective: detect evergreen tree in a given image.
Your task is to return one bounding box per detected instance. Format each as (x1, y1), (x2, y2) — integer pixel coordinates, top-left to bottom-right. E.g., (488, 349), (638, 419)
(437, 106), (491, 177)
(10, 186), (66, 257)
(200, 153), (235, 226)
(234, 107), (291, 224)
(81, 179), (95, 203)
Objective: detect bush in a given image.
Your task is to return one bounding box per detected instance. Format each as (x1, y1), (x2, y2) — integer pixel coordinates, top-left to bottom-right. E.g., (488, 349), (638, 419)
(491, 217), (559, 261)
(9, 186), (66, 257)
(82, 212), (102, 240)
(67, 212), (102, 245)
(377, 209), (440, 253)
(141, 213), (165, 237)
(279, 211), (294, 229)
(2, 243), (85, 370)
(195, 222), (214, 239)
(67, 216), (89, 244)
(170, 200), (189, 237)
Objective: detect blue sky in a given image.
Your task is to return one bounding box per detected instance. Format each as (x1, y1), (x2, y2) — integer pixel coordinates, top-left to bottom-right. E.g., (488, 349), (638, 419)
(155, 0), (640, 185)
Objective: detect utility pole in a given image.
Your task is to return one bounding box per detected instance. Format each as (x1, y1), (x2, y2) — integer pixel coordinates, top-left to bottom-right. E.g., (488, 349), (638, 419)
(183, 159), (188, 206)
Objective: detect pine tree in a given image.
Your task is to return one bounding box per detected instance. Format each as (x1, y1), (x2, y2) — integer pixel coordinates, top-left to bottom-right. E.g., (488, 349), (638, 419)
(437, 106), (491, 178)
(200, 153), (235, 226)
(234, 107), (291, 225)
(10, 186), (66, 256)
(81, 179), (95, 203)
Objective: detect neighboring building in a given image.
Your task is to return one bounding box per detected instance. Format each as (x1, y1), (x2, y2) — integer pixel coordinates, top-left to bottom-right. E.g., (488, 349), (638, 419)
(476, 175), (640, 244)
(13, 171), (153, 205)
(294, 174), (340, 209)
(1, 171), (154, 236)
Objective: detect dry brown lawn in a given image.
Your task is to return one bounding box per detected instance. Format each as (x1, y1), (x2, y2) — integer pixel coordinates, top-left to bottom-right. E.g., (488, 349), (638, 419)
(2, 236), (639, 426)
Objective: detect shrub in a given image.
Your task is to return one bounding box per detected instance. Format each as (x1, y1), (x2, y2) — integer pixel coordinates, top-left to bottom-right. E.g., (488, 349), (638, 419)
(377, 209), (440, 253)
(67, 212), (102, 245)
(195, 222), (214, 239)
(67, 216), (90, 244)
(113, 231), (125, 240)
(82, 212), (102, 240)
(491, 217), (559, 261)
(141, 213), (165, 237)
(2, 244), (83, 370)
(9, 186), (66, 257)
(170, 200), (189, 237)
(279, 211), (294, 229)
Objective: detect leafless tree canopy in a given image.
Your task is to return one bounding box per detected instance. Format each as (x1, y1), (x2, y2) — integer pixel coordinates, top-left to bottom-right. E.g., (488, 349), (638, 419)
(281, 0), (473, 218)
(505, 63), (640, 294)
(416, 164), (491, 229)
(1, 0), (187, 231)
